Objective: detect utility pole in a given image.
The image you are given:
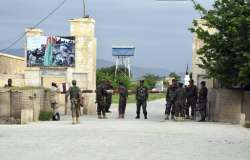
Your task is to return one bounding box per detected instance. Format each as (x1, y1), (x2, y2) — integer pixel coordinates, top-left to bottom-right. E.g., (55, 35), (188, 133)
(83, 0), (87, 17)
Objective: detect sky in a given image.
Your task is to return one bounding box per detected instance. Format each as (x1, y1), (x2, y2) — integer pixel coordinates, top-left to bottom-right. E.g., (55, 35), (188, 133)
(0, 0), (214, 72)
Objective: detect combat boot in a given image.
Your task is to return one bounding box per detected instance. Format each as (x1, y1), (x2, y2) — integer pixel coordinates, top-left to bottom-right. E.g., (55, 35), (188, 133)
(171, 115), (175, 120)
(103, 114), (107, 119)
(185, 115), (190, 119)
(144, 115), (148, 119)
(76, 117), (80, 124)
(121, 114), (125, 119)
(72, 117), (76, 125)
(165, 114), (169, 120)
(135, 115), (140, 119)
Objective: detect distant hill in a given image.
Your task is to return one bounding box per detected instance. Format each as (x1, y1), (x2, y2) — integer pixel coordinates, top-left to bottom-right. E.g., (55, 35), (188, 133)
(96, 59), (170, 79)
(5, 48), (170, 79)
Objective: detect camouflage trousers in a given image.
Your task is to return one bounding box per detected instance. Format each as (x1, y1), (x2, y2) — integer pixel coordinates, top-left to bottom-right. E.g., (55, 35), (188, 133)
(97, 101), (106, 116)
(71, 98), (80, 118)
(175, 101), (185, 117)
(185, 98), (197, 117)
(136, 100), (147, 116)
(165, 100), (175, 116)
(198, 100), (207, 120)
(119, 98), (127, 115)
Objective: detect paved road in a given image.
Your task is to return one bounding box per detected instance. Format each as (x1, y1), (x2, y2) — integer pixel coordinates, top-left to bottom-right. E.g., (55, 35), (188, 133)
(0, 99), (250, 160)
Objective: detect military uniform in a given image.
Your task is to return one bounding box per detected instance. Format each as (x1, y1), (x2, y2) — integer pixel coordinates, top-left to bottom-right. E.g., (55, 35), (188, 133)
(165, 85), (178, 119)
(50, 85), (60, 119)
(118, 84), (128, 118)
(185, 85), (198, 119)
(136, 86), (148, 119)
(198, 86), (208, 121)
(104, 83), (114, 112)
(96, 84), (107, 118)
(66, 85), (81, 124)
(175, 87), (186, 118)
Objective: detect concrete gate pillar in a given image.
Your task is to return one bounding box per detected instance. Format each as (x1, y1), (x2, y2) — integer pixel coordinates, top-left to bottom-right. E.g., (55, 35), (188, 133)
(24, 28), (43, 86)
(68, 18), (97, 115)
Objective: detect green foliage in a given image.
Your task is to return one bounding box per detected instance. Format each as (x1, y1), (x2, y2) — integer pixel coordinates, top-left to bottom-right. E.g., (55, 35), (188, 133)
(143, 74), (160, 90)
(190, 0), (250, 87)
(96, 66), (132, 88)
(39, 111), (52, 121)
(244, 123), (250, 128)
(169, 72), (181, 81)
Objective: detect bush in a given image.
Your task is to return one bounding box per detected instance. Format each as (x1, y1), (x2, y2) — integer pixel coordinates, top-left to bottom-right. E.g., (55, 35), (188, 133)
(39, 111), (53, 121)
(244, 123), (250, 128)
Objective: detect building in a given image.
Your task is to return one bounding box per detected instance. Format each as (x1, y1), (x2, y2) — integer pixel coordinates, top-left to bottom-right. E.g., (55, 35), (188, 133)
(0, 52), (25, 87)
(0, 17), (97, 115)
(191, 20), (216, 89)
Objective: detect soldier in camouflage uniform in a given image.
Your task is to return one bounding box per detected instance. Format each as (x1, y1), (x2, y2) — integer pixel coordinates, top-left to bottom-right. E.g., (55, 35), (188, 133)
(135, 80), (149, 119)
(96, 81), (107, 119)
(66, 80), (81, 124)
(104, 80), (114, 113)
(50, 82), (60, 121)
(118, 82), (128, 119)
(175, 82), (186, 120)
(185, 79), (198, 120)
(198, 81), (208, 122)
(165, 79), (178, 120)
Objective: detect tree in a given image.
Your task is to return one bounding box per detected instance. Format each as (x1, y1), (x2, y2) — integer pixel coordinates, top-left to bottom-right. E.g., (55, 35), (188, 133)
(169, 72), (181, 81)
(96, 66), (132, 88)
(143, 74), (160, 90)
(190, 0), (250, 87)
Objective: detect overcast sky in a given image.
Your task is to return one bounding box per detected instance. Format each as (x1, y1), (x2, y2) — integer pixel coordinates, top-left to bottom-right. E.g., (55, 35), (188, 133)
(0, 0), (214, 72)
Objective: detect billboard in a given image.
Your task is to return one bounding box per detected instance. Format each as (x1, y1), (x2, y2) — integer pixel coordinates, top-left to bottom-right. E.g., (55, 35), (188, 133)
(26, 36), (75, 67)
(112, 46), (135, 56)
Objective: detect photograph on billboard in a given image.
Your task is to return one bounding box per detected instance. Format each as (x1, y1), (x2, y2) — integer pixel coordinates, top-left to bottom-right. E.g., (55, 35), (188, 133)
(26, 36), (75, 67)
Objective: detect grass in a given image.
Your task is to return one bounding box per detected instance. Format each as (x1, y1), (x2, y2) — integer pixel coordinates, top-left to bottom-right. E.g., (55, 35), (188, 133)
(39, 111), (53, 121)
(112, 92), (165, 104)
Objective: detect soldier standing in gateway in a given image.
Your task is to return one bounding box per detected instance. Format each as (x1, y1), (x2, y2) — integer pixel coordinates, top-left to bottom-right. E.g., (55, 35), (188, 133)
(50, 82), (60, 121)
(105, 80), (114, 113)
(198, 81), (208, 122)
(165, 79), (178, 120)
(135, 80), (149, 119)
(96, 81), (107, 119)
(185, 79), (198, 120)
(66, 80), (81, 125)
(118, 82), (128, 119)
(175, 82), (186, 120)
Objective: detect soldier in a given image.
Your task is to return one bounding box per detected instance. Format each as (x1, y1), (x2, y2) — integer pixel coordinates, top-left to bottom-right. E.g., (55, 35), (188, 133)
(118, 82), (128, 119)
(198, 81), (208, 122)
(135, 80), (149, 119)
(185, 79), (198, 120)
(165, 79), (178, 120)
(50, 82), (60, 121)
(4, 79), (13, 88)
(175, 83), (186, 120)
(105, 80), (114, 113)
(66, 80), (81, 124)
(96, 81), (107, 119)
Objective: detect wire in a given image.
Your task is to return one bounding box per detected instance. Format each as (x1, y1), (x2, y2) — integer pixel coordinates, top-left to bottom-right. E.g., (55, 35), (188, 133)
(0, 0), (68, 52)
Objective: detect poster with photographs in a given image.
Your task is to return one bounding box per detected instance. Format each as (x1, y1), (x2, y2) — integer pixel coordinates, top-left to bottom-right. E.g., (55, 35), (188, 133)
(26, 36), (75, 67)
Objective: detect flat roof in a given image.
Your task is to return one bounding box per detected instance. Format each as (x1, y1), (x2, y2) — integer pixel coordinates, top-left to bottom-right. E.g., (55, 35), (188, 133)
(112, 45), (135, 49)
(0, 52), (24, 61)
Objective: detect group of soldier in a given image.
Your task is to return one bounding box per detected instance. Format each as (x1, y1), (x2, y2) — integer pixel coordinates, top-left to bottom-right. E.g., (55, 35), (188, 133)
(165, 79), (208, 122)
(50, 78), (207, 125)
(96, 80), (149, 120)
